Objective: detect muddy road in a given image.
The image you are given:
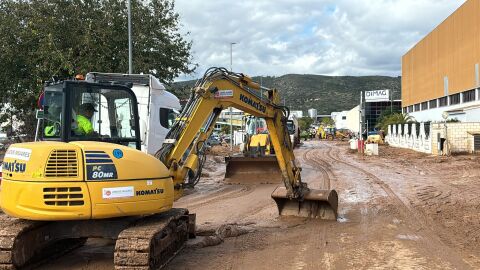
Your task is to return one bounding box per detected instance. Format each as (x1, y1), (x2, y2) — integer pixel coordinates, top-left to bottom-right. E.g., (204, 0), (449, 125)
(39, 141), (480, 269)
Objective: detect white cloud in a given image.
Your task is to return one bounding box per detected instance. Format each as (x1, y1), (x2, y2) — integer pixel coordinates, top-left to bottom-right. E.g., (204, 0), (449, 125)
(174, 0), (466, 80)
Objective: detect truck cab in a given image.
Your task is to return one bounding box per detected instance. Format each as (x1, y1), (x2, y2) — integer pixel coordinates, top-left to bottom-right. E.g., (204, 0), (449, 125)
(86, 73), (182, 155)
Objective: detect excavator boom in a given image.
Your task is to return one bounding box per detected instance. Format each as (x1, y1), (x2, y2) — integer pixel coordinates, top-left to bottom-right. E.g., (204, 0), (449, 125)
(157, 67), (338, 219)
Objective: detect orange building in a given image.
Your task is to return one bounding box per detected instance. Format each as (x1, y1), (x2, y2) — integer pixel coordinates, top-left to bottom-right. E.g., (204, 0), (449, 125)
(402, 0), (480, 122)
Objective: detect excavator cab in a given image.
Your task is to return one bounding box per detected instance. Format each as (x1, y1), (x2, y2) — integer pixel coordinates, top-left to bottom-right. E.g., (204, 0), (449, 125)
(37, 81), (141, 149)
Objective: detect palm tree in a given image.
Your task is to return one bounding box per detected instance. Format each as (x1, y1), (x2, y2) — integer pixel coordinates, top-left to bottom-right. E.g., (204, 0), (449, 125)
(376, 113), (415, 134)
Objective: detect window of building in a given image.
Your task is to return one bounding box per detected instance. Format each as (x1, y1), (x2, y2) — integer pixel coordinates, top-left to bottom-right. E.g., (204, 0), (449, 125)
(421, 102), (428, 111)
(429, 99), (437, 109)
(342, 116), (346, 120)
(463, 89), (475, 103)
(364, 101), (402, 132)
(439, 97), (448, 107)
(449, 93), (460, 105)
(475, 135), (480, 152)
(408, 105), (414, 113)
(414, 104), (420, 112)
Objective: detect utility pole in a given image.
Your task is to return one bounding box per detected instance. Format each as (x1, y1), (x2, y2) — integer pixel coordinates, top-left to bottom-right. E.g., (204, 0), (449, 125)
(359, 91), (363, 139)
(230, 42), (236, 73)
(390, 89), (393, 113)
(128, 0), (133, 74)
(229, 42), (236, 150)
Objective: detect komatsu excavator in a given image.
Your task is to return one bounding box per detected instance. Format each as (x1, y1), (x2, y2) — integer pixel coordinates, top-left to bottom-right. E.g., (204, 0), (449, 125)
(0, 67), (338, 269)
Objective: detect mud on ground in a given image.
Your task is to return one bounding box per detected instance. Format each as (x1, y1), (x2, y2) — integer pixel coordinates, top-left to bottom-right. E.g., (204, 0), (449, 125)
(39, 141), (480, 269)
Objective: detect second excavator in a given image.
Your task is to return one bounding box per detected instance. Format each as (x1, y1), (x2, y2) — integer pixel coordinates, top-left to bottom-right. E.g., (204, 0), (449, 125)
(0, 67), (338, 269)
(225, 115), (282, 184)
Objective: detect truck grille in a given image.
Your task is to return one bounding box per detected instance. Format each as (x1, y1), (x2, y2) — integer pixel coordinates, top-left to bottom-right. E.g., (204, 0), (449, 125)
(43, 187), (84, 206)
(45, 150), (78, 177)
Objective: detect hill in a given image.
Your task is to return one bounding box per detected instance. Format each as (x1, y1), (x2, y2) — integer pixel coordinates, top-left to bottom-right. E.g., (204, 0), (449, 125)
(168, 74), (401, 114)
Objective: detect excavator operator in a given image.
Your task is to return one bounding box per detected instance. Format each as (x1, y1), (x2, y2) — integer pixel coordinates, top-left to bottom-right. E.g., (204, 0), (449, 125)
(75, 103), (97, 136)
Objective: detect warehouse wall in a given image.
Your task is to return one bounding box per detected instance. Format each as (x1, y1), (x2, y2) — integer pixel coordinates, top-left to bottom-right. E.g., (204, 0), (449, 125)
(402, 0), (480, 107)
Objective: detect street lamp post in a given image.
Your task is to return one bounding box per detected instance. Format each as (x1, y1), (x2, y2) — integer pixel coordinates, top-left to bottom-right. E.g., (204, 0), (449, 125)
(127, 0), (133, 74)
(229, 42), (236, 150)
(230, 42), (236, 72)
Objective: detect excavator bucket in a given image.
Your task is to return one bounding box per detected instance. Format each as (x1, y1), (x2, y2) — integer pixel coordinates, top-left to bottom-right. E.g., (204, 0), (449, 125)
(224, 155), (282, 184)
(271, 187), (338, 220)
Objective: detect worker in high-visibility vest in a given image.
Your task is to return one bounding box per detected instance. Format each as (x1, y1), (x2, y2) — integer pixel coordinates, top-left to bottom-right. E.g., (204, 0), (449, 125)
(74, 103), (97, 136)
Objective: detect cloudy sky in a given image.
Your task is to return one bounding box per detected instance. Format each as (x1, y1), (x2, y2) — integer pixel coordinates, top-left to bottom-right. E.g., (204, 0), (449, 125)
(174, 0), (465, 80)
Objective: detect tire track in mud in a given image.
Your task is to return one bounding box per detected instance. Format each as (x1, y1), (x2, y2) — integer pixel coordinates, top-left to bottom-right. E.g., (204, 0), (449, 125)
(290, 147), (333, 269)
(301, 148), (333, 190)
(320, 142), (472, 269)
(178, 185), (254, 210)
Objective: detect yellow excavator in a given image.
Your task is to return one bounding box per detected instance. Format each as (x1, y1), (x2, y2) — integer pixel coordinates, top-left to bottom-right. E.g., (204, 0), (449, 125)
(0, 67), (338, 269)
(225, 115), (282, 184)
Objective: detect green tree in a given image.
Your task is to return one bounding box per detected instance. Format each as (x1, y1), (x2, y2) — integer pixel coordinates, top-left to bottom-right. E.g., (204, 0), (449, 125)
(321, 117), (335, 126)
(0, 0), (195, 137)
(297, 117), (313, 132)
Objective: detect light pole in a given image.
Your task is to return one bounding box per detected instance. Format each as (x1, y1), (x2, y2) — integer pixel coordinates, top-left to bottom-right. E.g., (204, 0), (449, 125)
(229, 42), (236, 150)
(230, 42), (236, 72)
(127, 0), (133, 74)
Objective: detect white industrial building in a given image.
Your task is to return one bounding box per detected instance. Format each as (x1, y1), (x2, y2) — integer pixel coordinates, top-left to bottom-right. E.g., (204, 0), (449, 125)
(330, 106), (360, 133)
(409, 98), (480, 123)
(332, 111), (348, 129)
(308, 108), (317, 119)
(290, 110), (303, 119)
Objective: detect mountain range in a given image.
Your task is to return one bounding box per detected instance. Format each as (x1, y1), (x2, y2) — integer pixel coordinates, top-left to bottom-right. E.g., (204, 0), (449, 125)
(168, 74), (401, 115)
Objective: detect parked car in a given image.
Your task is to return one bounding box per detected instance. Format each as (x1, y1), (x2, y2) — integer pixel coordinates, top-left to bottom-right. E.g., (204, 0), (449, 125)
(206, 136), (221, 146)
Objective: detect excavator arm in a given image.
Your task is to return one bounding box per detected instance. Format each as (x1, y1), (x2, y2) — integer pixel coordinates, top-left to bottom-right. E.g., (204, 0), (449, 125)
(157, 67), (338, 219)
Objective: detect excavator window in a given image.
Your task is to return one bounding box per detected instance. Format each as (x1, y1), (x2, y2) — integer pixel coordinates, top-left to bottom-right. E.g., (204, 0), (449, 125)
(246, 117), (268, 135)
(41, 90), (64, 138)
(38, 81), (141, 150)
(68, 83), (139, 147)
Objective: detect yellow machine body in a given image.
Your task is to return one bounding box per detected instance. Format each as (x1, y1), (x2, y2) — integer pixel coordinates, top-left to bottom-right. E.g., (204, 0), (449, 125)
(248, 133), (272, 155)
(1, 141), (174, 221)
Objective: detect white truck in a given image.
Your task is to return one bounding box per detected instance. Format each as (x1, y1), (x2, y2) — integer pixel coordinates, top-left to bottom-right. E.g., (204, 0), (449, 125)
(85, 73), (181, 155)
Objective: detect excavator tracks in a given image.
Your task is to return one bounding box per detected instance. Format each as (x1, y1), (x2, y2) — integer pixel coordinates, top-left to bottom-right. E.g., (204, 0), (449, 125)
(114, 208), (191, 270)
(0, 209), (194, 270)
(0, 214), (86, 270)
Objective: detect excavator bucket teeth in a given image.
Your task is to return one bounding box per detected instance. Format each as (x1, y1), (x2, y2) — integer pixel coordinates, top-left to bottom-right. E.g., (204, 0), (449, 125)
(224, 156), (282, 184)
(271, 187), (338, 220)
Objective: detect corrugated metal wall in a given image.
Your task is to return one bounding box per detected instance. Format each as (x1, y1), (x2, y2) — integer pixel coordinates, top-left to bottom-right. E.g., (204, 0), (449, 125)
(402, 0), (480, 106)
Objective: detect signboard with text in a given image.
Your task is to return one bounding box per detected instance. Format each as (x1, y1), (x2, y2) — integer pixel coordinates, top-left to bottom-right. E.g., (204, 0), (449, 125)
(365, 90), (390, 102)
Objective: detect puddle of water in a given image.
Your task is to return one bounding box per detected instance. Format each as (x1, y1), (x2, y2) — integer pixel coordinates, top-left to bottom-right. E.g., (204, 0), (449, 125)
(342, 188), (371, 204)
(337, 216), (349, 223)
